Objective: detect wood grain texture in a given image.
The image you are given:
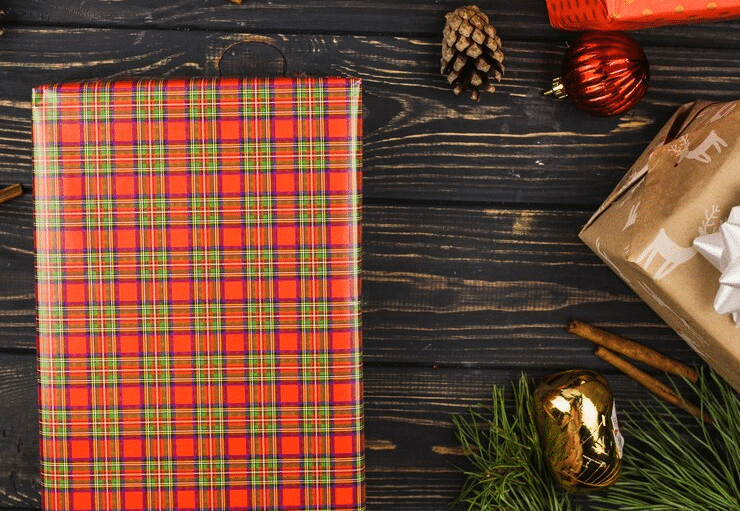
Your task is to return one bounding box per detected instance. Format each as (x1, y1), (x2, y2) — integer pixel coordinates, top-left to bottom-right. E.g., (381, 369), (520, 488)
(3, 29), (740, 204)
(0, 0), (569, 39)
(0, 192), (34, 350)
(0, 356), (40, 509)
(0, 355), (708, 510)
(361, 204), (704, 368)
(0, 196), (703, 371)
(5, 0), (740, 47)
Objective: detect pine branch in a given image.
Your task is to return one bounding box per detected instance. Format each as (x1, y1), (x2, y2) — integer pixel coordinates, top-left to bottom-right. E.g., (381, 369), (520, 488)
(587, 369), (740, 511)
(451, 370), (740, 511)
(450, 375), (578, 511)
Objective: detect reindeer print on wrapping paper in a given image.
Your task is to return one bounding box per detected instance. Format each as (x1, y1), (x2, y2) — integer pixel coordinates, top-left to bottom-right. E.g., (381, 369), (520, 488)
(694, 101), (737, 126)
(698, 205), (721, 237)
(595, 237), (633, 285)
(635, 229), (697, 280)
(623, 202), (639, 231)
(637, 282), (710, 353)
(676, 130), (727, 164)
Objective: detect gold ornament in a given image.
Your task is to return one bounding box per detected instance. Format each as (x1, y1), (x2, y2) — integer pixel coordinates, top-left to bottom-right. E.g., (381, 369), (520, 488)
(533, 370), (623, 492)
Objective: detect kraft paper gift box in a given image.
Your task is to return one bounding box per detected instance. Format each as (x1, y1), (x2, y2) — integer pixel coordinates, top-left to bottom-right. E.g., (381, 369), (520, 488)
(580, 99), (740, 393)
(33, 77), (364, 511)
(547, 0), (740, 30)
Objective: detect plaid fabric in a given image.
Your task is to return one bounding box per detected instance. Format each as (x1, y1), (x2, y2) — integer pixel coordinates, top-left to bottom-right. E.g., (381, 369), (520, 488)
(32, 77), (363, 511)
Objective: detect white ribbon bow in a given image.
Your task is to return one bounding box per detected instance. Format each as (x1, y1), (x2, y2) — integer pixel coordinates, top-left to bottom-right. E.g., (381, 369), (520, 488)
(693, 205), (740, 325)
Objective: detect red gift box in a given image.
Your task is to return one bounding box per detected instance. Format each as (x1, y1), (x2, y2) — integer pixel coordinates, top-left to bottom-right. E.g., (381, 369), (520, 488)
(33, 77), (364, 511)
(547, 0), (740, 30)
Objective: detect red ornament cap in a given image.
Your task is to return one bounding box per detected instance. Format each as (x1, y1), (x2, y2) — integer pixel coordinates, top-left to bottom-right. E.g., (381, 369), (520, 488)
(546, 31), (650, 117)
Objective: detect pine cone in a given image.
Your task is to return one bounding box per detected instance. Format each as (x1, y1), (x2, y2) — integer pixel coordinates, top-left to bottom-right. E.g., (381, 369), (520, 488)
(441, 5), (504, 101)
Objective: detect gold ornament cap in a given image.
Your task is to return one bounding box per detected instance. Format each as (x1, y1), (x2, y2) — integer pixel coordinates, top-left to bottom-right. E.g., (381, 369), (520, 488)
(544, 76), (568, 99)
(533, 369), (623, 492)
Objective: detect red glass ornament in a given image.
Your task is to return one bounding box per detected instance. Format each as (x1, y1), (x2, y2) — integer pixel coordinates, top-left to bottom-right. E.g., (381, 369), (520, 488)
(546, 31), (649, 117)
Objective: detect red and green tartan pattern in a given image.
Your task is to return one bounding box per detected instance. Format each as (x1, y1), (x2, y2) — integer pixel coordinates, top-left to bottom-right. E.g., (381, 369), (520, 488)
(32, 77), (363, 511)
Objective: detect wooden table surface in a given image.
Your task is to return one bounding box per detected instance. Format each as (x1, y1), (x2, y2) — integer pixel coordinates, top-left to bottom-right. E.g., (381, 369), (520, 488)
(0, 1), (736, 509)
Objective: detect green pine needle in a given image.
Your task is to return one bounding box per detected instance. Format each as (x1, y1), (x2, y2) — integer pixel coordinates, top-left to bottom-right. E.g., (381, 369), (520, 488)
(450, 374), (578, 511)
(451, 369), (740, 511)
(587, 369), (740, 511)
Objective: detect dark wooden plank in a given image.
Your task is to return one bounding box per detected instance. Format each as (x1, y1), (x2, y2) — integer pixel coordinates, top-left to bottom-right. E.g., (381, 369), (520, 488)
(0, 196), (705, 373)
(0, 354), (710, 510)
(3, 29), (740, 205)
(6, 0), (740, 48)
(361, 204), (704, 369)
(0, 0), (559, 39)
(0, 355), (40, 509)
(0, 192), (34, 350)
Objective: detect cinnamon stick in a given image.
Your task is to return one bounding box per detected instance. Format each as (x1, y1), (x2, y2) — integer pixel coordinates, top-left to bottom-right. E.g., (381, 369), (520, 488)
(595, 347), (711, 424)
(0, 183), (22, 205)
(567, 319), (698, 383)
